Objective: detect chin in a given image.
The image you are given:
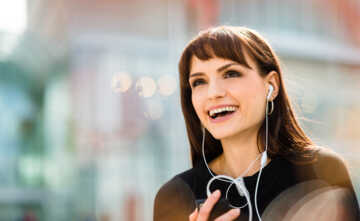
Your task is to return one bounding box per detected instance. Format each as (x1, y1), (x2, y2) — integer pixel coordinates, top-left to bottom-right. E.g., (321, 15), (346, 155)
(207, 123), (259, 141)
(208, 128), (240, 140)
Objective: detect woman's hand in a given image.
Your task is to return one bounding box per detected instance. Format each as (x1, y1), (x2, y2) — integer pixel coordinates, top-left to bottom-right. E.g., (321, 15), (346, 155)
(189, 190), (240, 221)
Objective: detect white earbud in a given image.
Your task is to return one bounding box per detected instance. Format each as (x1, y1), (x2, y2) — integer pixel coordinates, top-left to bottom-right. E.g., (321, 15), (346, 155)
(267, 85), (274, 101)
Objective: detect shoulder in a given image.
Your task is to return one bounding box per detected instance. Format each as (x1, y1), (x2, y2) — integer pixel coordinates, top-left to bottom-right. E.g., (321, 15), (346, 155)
(266, 147), (360, 219)
(153, 168), (197, 221)
(300, 146), (352, 188)
(155, 168), (197, 199)
(315, 146), (346, 163)
(314, 147), (360, 218)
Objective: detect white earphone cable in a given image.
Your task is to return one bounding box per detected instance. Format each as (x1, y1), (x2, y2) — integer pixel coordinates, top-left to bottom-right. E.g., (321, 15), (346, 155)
(254, 99), (270, 221)
(202, 86), (272, 221)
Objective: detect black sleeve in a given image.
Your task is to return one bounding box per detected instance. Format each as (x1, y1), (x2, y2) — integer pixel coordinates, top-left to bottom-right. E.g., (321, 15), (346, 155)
(313, 148), (360, 219)
(153, 176), (197, 221)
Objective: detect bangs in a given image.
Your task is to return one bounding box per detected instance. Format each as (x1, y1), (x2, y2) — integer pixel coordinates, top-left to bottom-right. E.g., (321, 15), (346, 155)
(187, 28), (251, 69)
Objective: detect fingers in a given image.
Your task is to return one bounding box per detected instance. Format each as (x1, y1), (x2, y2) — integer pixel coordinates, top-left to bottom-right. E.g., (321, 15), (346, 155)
(197, 190), (221, 221)
(189, 208), (198, 221)
(214, 208), (240, 221)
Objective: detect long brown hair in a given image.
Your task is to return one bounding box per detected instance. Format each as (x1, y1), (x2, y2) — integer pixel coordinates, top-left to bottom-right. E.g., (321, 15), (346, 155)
(178, 26), (317, 166)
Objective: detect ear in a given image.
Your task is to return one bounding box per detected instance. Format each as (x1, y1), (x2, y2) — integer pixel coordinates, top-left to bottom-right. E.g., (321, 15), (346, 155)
(265, 71), (280, 101)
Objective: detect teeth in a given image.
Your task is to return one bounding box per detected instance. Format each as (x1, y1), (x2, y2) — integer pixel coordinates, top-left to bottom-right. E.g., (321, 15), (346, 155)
(209, 106), (237, 117)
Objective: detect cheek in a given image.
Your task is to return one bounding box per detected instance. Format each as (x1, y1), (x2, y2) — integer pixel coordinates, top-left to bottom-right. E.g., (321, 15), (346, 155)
(191, 93), (203, 116)
(191, 91), (207, 122)
(230, 83), (265, 113)
(247, 89), (267, 118)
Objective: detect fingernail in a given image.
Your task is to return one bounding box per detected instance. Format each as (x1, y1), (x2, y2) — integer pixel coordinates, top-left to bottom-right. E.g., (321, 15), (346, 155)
(213, 190), (220, 197)
(231, 208), (240, 215)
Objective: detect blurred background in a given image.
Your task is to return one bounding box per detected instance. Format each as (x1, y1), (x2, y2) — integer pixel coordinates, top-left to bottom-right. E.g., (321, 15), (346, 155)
(0, 0), (359, 220)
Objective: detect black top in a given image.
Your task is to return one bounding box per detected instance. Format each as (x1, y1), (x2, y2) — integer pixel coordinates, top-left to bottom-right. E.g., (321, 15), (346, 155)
(154, 147), (360, 220)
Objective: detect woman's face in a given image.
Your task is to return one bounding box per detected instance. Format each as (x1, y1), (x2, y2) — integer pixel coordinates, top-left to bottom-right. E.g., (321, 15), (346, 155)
(188, 52), (268, 140)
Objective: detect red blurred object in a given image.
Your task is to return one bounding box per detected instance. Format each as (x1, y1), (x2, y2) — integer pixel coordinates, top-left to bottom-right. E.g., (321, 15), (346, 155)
(23, 210), (37, 221)
(317, 0), (360, 47)
(187, 0), (220, 29)
(124, 192), (143, 221)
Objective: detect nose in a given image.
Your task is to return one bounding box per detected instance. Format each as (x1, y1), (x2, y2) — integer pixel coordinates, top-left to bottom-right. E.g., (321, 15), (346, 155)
(207, 81), (226, 100)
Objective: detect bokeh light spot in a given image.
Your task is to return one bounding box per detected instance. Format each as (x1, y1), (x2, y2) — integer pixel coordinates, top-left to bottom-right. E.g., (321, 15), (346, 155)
(158, 74), (177, 96)
(111, 72), (132, 93)
(136, 76), (157, 98)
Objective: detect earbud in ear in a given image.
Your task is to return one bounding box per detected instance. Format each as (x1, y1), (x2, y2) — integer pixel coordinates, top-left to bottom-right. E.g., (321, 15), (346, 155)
(267, 85), (274, 101)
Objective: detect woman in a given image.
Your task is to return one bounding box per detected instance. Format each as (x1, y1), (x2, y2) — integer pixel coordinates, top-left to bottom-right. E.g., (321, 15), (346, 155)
(153, 26), (360, 221)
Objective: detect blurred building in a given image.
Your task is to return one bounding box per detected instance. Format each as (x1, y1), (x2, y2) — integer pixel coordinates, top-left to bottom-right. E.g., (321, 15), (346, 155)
(0, 0), (359, 220)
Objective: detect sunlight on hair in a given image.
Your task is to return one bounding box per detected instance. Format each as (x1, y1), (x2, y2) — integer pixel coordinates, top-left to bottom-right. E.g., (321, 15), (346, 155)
(136, 76), (157, 98)
(111, 72), (132, 93)
(157, 74), (177, 96)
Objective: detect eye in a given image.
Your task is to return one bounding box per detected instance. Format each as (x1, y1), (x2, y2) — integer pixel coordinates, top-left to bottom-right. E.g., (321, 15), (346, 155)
(191, 79), (206, 88)
(223, 70), (241, 78)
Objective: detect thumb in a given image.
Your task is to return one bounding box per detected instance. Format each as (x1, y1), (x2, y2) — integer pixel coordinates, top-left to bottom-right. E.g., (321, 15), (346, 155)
(189, 208), (198, 221)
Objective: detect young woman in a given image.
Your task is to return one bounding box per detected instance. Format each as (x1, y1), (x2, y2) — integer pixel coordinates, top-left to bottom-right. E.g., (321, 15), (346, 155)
(153, 26), (360, 221)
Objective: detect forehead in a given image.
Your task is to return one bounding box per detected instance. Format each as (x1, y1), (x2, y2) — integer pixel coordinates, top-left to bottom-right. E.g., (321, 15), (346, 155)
(189, 48), (257, 73)
(190, 56), (232, 71)
(189, 50), (257, 75)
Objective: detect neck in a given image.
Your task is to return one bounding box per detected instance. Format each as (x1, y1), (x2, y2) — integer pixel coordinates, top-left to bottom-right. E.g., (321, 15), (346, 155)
(210, 129), (268, 178)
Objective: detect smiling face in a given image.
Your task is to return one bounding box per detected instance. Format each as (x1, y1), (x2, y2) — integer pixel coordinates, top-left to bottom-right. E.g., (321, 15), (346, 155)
(178, 26), (307, 166)
(189, 52), (268, 140)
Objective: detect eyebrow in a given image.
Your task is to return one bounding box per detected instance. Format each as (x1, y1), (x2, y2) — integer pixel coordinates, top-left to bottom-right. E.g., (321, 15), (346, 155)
(189, 62), (242, 78)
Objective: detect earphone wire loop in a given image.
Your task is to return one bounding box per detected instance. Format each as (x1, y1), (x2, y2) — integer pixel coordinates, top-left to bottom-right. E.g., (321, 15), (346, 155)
(202, 126), (256, 221)
(201, 89), (274, 221)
